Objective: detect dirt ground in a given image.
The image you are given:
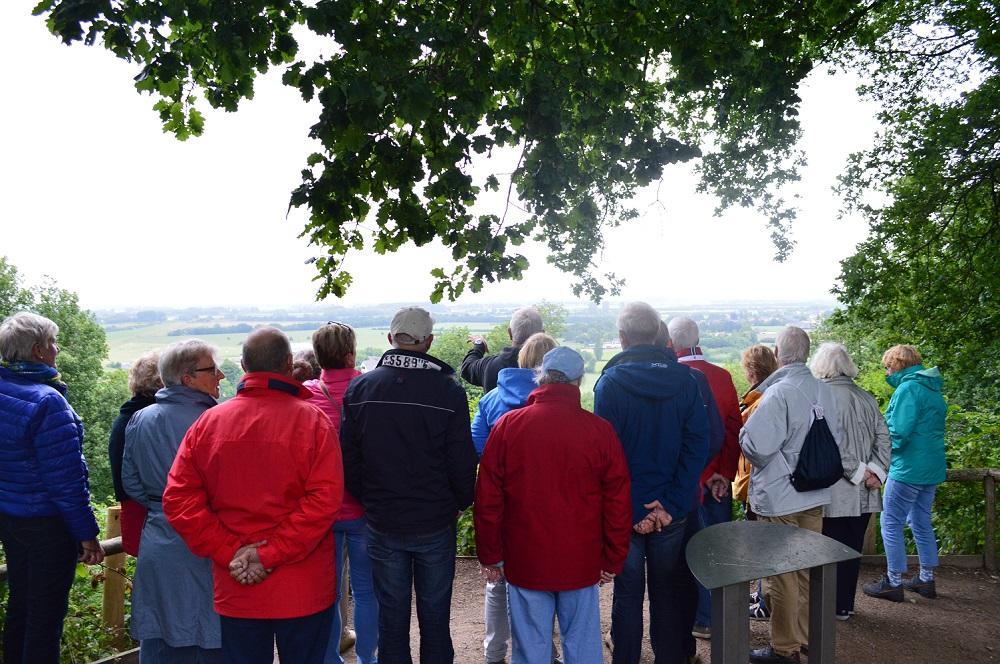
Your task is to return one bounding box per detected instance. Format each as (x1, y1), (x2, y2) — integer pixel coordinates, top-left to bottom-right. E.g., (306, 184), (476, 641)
(340, 560), (1000, 663)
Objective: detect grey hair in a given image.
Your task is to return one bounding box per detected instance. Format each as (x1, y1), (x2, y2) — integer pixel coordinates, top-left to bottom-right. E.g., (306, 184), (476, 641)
(775, 326), (810, 365)
(617, 302), (661, 346)
(510, 307), (544, 345)
(667, 316), (700, 350)
(810, 342), (859, 379)
(242, 327), (292, 373)
(0, 312), (59, 363)
(159, 340), (219, 387)
(128, 351), (163, 396)
(534, 368), (581, 386)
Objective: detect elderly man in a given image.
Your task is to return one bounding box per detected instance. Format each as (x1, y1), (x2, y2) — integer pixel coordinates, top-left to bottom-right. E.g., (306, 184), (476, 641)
(341, 307), (478, 662)
(667, 316), (743, 640)
(476, 346), (632, 664)
(122, 340), (224, 662)
(740, 326), (859, 664)
(595, 302), (710, 664)
(163, 328), (343, 664)
(462, 306), (544, 393)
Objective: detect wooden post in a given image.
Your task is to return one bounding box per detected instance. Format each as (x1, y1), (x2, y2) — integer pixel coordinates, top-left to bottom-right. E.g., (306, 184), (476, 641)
(862, 512), (878, 555)
(985, 474), (997, 573)
(102, 506), (126, 633)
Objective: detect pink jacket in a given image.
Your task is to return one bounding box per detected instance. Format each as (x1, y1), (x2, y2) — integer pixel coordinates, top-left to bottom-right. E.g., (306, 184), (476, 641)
(305, 368), (364, 522)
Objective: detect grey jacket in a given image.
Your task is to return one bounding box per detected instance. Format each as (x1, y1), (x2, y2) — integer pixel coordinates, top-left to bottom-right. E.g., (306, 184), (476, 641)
(740, 363), (858, 517)
(821, 376), (891, 518)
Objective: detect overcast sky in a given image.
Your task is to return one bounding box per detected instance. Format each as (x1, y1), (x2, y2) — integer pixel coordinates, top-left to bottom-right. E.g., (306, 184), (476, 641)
(0, 5), (881, 310)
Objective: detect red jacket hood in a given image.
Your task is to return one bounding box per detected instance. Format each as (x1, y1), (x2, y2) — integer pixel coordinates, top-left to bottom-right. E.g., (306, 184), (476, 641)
(237, 371), (313, 400)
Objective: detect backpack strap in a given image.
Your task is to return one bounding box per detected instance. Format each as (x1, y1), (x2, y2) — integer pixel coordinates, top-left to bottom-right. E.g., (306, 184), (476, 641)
(789, 381), (825, 420)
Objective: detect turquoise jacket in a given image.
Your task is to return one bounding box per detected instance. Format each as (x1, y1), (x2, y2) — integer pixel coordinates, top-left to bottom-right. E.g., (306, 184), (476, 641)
(885, 365), (947, 485)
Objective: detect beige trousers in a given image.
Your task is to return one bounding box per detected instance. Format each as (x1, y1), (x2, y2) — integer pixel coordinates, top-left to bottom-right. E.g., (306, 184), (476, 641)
(761, 506), (824, 656)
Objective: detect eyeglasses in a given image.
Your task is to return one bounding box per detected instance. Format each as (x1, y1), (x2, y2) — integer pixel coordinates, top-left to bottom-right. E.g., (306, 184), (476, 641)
(326, 320), (349, 327)
(193, 365), (221, 374)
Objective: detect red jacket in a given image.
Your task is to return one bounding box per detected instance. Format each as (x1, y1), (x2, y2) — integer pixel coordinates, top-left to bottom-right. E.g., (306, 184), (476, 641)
(474, 383), (632, 591)
(676, 347), (742, 484)
(163, 372), (343, 619)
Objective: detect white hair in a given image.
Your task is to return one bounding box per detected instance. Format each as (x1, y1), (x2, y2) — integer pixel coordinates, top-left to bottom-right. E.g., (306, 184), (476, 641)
(533, 368), (582, 386)
(667, 316), (700, 350)
(810, 342), (859, 379)
(0, 312), (59, 363)
(617, 302), (661, 346)
(775, 326), (810, 365)
(159, 340), (219, 387)
(510, 307), (544, 345)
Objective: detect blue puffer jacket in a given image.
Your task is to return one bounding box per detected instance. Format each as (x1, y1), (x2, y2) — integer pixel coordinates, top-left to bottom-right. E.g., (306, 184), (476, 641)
(0, 364), (99, 541)
(594, 345), (710, 523)
(471, 367), (538, 455)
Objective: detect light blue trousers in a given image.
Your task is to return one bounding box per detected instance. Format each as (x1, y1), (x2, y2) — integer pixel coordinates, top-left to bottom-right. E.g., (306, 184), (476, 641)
(507, 583), (601, 664)
(881, 478), (940, 576)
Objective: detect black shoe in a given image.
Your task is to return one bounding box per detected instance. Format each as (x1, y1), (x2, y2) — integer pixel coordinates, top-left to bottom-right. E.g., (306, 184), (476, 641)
(691, 623), (711, 639)
(835, 609), (850, 621)
(862, 576), (904, 602)
(902, 575), (937, 598)
(749, 646), (800, 663)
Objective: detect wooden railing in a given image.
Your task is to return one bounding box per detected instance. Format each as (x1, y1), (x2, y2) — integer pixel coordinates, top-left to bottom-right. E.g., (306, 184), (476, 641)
(861, 467), (999, 572)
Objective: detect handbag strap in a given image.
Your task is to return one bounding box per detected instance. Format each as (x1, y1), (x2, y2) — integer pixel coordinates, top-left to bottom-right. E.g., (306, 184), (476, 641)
(318, 380), (335, 403)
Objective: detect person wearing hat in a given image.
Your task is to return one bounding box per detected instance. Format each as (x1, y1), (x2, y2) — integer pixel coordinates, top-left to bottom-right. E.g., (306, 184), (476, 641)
(340, 307), (478, 662)
(475, 347), (632, 664)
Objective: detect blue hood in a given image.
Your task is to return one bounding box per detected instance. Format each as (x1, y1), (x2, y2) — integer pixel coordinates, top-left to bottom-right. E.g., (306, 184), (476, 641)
(598, 346), (688, 400)
(494, 368), (538, 409)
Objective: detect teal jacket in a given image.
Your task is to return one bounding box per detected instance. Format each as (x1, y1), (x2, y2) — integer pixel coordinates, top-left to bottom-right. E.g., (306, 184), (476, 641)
(885, 365), (947, 485)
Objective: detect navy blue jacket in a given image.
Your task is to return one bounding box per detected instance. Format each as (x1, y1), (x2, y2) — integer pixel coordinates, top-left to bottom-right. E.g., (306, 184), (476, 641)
(341, 348), (478, 535)
(0, 364), (99, 541)
(594, 346), (711, 523)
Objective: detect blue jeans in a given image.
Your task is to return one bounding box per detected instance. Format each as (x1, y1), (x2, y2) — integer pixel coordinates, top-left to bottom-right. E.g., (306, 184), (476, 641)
(367, 523), (456, 663)
(140, 638), (221, 663)
(326, 517), (379, 664)
(507, 584), (601, 664)
(695, 490), (732, 627)
(220, 606), (333, 664)
(881, 478), (939, 576)
(610, 517), (690, 664)
(0, 515), (77, 664)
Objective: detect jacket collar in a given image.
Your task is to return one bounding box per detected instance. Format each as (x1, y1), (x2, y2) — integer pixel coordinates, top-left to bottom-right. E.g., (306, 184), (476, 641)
(319, 367), (361, 384)
(0, 360), (67, 394)
(525, 382), (581, 406)
(155, 384), (218, 407)
(237, 372), (312, 399)
(603, 344), (676, 372)
(377, 348), (455, 374)
(757, 362), (810, 393)
(675, 346), (704, 361)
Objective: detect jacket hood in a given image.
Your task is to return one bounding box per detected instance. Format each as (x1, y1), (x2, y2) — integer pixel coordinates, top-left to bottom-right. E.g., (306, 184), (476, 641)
(236, 372), (313, 399)
(599, 345), (688, 400)
(118, 393), (156, 418)
(756, 362), (811, 393)
(155, 384), (218, 408)
(495, 367), (538, 409)
(887, 364), (942, 391)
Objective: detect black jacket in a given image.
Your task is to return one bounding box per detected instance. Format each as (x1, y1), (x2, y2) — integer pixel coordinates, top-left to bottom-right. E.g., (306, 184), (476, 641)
(108, 394), (157, 501)
(341, 349), (478, 534)
(461, 343), (520, 393)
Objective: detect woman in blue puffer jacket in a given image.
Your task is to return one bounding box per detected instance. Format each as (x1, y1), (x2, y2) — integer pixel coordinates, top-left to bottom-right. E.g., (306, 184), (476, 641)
(471, 332), (557, 664)
(0, 312), (104, 664)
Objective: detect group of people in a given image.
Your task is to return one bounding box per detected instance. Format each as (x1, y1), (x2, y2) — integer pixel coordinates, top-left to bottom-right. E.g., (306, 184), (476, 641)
(0, 303), (948, 664)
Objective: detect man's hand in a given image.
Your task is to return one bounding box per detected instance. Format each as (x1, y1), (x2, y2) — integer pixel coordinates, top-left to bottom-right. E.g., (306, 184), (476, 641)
(229, 541), (270, 585)
(599, 570), (615, 586)
(467, 335), (488, 352)
(706, 473), (730, 501)
(78, 539), (105, 565)
(864, 469), (883, 490)
(480, 564), (504, 584)
(634, 500), (673, 533)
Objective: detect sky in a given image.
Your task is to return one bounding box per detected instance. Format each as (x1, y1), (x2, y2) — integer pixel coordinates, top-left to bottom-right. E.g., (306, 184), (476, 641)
(0, 5), (881, 310)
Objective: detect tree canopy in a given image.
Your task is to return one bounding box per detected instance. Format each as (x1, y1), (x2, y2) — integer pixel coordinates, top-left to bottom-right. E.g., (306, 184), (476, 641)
(34, 0), (876, 301)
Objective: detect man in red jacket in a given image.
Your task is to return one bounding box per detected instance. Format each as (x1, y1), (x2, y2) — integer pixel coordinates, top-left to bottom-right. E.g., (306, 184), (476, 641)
(667, 316), (742, 640)
(163, 328), (343, 663)
(475, 347), (632, 663)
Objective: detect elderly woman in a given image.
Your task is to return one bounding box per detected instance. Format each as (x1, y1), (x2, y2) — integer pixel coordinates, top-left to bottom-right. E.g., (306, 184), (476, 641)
(122, 340), (224, 662)
(470, 332), (559, 664)
(303, 322), (378, 664)
(0, 312), (104, 664)
(810, 343), (890, 619)
(863, 344), (947, 603)
(108, 351), (163, 556)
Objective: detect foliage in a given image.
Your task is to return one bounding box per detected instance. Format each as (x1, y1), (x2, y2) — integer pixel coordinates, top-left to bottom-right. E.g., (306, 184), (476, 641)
(456, 507), (476, 557)
(33, 1), (878, 301)
(219, 358), (245, 401)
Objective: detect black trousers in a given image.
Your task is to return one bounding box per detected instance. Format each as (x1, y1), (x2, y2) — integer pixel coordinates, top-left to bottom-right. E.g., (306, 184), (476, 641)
(220, 605), (333, 664)
(0, 514), (78, 664)
(821, 514), (871, 614)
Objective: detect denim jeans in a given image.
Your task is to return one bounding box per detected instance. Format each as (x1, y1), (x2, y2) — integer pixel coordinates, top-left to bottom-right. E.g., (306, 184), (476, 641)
(695, 489), (732, 627)
(507, 583), (601, 664)
(0, 514), (78, 664)
(220, 606), (333, 664)
(610, 517), (689, 664)
(326, 517), (379, 664)
(367, 523), (456, 663)
(881, 478), (940, 576)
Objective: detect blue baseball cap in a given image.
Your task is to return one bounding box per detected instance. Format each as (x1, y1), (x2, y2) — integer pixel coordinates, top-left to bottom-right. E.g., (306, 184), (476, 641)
(541, 346), (585, 381)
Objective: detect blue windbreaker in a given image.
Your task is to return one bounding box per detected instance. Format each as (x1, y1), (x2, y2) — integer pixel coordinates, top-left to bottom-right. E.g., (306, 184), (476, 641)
(471, 367), (538, 455)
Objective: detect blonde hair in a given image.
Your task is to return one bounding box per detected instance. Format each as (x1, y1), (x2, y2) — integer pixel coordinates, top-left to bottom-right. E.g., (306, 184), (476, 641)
(128, 352), (163, 396)
(312, 323), (356, 369)
(882, 344), (922, 371)
(810, 342), (859, 379)
(517, 332), (557, 369)
(741, 344), (778, 385)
